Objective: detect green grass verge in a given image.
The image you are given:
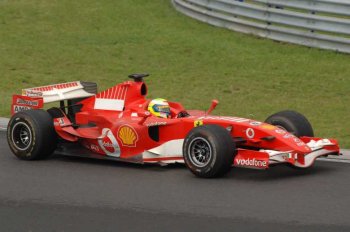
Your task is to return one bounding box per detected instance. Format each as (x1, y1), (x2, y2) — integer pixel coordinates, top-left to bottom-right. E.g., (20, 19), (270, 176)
(1, 0), (349, 147)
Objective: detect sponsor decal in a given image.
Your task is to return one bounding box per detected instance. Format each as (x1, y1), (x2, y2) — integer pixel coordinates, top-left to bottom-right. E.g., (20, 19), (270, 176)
(16, 98), (40, 107)
(281, 153), (292, 160)
(90, 144), (100, 152)
(294, 137), (305, 147)
(194, 120), (203, 127)
(102, 140), (115, 153)
(246, 128), (255, 139)
(117, 125), (138, 147)
(22, 90), (43, 97)
(13, 105), (32, 113)
(198, 116), (249, 123)
(275, 129), (286, 134)
(283, 134), (293, 139)
(280, 153), (298, 161)
(146, 121), (167, 127)
(281, 154), (289, 161)
(297, 142), (305, 147)
(282, 133), (305, 146)
(12, 96), (43, 115)
(250, 121), (262, 126)
(260, 124), (276, 130)
(58, 118), (65, 126)
(290, 153), (298, 160)
(98, 128), (121, 157)
(236, 158), (267, 168)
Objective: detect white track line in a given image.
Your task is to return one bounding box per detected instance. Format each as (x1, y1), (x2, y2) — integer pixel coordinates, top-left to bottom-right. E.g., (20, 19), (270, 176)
(0, 117), (9, 131)
(318, 150), (350, 164)
(318, 158), (350, 164)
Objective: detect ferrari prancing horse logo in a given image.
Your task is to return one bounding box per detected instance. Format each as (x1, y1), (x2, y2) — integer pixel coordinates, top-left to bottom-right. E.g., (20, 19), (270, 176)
(194, 120), (203, 127)
(117, 125), (138, 147)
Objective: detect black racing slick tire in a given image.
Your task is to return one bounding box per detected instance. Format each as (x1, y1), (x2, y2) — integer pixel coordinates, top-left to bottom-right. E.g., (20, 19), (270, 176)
(265, 110), (314, 137)
(7, 110), (57, 160)
(183, 125), (236, 178)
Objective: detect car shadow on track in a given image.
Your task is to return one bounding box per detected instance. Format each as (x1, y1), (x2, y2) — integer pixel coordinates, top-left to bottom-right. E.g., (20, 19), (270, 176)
(50, 153), (183, 173)
(225, 163), (336, 182)
(50, 153), (337, 181)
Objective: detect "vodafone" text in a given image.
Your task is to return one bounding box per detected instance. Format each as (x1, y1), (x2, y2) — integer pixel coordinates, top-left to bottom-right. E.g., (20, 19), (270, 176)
(236, 158), (267, 168)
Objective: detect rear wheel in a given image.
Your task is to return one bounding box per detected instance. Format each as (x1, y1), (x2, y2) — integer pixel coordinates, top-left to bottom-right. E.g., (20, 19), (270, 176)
(183, 125), (236, 178)
(265, 110), (314, 137)
(7, 110), (57, 160)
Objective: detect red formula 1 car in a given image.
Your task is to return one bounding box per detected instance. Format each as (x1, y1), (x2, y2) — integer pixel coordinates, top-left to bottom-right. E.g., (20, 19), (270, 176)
(7, 74), (340, 178)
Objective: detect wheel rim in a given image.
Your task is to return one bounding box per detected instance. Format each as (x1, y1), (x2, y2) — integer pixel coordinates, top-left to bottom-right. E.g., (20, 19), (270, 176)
(188, 138), (212, 167)
(11, 122), (32, 151)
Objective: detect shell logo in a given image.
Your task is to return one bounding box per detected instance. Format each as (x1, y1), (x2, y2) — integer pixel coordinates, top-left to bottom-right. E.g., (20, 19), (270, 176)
(117, 125), (138, 147)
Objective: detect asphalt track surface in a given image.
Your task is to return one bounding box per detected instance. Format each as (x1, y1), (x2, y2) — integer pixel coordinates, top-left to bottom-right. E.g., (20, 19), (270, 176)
(1, 132), (350, 232)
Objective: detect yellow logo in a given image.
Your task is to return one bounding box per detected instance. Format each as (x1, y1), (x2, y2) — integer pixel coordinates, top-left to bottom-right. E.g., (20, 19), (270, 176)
(117, 125), (138, 147)
(260, 124), (276, 130)
(194, 120), (203, 127)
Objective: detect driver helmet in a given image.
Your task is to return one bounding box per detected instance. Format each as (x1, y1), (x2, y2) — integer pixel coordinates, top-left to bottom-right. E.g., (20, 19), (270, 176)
(148, 98), (171, 118)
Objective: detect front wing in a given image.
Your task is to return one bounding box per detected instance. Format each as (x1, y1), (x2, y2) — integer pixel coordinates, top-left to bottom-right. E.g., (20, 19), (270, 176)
(234, 138), (340, 169)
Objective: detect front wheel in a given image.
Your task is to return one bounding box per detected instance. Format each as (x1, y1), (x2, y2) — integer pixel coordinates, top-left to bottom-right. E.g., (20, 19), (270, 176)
(183, 125), (236, 178)
(265, 110), (314, 137)
(7, 110), (57, 160)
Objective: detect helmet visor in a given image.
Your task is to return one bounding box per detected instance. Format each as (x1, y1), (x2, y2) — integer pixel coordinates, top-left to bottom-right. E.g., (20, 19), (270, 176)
(152, 105), (170, 114)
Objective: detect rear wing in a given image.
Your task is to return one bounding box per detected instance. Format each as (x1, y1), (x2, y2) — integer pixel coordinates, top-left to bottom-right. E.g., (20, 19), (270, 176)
(12, 81), (97, 115)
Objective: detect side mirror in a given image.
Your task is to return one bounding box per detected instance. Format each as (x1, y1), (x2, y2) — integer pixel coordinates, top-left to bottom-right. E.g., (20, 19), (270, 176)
(138, 110), (152, 125)
(138, 110), (151, 118)
(207, 99), (219, 115)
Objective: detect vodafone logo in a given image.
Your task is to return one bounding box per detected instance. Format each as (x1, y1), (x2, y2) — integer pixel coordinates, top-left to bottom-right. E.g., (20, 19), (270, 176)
(98, 128), (121, 157)
(235, 158), (267, 168)
(16, 98), (39, 106)
(102, 142), (113, 148)
(102, 137), (115, 153)
(246, 128), (255, 139)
